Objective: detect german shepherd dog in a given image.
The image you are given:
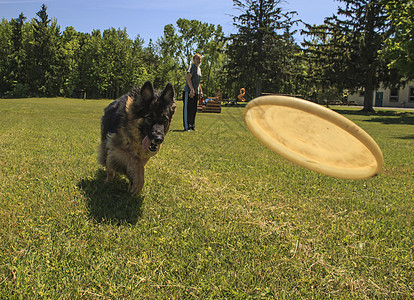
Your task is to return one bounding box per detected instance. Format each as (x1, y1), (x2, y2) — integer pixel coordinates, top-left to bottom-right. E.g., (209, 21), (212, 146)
(98, 81), (176, 196)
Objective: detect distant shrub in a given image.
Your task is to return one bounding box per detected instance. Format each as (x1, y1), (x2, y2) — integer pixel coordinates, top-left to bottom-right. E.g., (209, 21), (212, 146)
(4, 83), (31, 98)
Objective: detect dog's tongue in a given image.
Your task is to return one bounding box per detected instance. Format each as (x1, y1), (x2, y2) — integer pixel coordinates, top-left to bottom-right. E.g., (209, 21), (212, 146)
(142, 135), (151, 150)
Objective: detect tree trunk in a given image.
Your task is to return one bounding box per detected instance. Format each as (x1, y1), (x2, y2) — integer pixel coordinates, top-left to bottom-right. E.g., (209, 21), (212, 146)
(362, 67), (375, 113)
(362, 87), (374, 113)
(361, 2), (376, 113)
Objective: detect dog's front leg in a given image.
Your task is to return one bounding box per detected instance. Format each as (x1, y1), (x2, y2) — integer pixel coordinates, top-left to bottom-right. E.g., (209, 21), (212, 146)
(128, 160), (145, 197)
(105, 170), (115, 182)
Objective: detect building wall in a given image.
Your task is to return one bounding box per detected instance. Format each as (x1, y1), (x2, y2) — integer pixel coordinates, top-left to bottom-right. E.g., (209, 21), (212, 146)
(348, 81), (414, 108)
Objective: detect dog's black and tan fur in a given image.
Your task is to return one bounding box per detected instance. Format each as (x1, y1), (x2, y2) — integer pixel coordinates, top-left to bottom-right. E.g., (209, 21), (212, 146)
(98, 81), (176, 196)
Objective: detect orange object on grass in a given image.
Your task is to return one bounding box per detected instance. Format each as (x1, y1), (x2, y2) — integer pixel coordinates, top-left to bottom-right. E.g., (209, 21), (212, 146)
(238, 88), (246, 102)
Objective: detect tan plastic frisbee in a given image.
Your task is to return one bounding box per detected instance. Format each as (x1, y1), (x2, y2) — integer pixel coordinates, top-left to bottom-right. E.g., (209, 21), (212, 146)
(243, 96), (383, 179)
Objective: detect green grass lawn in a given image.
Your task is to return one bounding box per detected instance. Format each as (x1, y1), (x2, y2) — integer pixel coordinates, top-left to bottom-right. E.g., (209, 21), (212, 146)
(0, 98), (413, 298)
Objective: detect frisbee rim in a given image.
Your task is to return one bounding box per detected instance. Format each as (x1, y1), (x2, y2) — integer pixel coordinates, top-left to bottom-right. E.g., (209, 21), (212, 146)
(243, 95), (383, 179)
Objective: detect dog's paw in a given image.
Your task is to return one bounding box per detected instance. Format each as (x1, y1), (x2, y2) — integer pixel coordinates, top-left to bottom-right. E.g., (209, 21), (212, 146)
(130, 187), (142, 197)
(105, 171), (115, 182)
(129, 182), (143, 197)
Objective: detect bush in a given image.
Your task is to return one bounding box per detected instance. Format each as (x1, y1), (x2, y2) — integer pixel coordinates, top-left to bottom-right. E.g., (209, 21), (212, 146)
(4, 83), (31, 98)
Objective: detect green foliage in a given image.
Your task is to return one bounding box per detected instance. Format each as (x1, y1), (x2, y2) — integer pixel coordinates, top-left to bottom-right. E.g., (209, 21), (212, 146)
(74, 28), (152, 99)
(0, 98), (413, 298)
(383, 0), (414, 80)
(0, 19), (13, 95)
(226, 0), (300, 97)
(302, 0), (406, 112)
(26, 4), (65, 97)
(0, 5), (171, 99)
(1, 6), (227, 99)
(3, 83), (31, 98)
(0, 1), (411, 102)
(158, 18), (226, 97)
(61, 26), (80, 97)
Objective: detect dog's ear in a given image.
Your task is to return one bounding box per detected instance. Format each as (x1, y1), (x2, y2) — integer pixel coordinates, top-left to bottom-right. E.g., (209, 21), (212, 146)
(161, 83), (176, 116)
(140, 81), (155, 103)
(160, 82), (175, 106)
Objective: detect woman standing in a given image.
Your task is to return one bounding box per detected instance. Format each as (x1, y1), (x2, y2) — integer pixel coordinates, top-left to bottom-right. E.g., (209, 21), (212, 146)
(183, 53), (203, 131)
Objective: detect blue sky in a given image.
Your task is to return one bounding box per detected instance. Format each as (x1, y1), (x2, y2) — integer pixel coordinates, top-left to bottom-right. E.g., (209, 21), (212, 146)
(1, 0), (339, 44)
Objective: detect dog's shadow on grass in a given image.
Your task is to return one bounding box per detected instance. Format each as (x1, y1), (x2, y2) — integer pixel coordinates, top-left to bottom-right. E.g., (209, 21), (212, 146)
(77, 169), (143, 225)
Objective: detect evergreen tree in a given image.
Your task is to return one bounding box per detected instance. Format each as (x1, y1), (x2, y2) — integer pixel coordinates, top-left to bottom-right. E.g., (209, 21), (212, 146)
(226, 0), (298, 97)
(0, 14), (29, 97)
(301, 25), (351, 103)
(27, 4), (64, 96)
(303, 0), (399, 112)
(10, 13), (27, 90)
(0, 19), (13, 96)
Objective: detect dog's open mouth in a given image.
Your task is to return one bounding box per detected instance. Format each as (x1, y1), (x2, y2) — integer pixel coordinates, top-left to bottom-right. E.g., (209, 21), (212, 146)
(142, 135), (161, 152)
(149, 143), (158, 152)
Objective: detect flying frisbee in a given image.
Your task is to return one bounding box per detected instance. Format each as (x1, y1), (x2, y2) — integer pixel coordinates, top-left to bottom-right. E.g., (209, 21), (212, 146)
(243, 96), (383, 179)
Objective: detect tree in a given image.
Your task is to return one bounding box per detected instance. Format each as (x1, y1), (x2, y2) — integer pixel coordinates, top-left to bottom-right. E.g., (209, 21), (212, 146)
(301, 25), (351, 103)
(226, 0), (299, 97)
(100, 27), (134, 98)
(9, 13), (27, 88)
(158, 18), (226, 96)
(0, 13), (31, 97)
(61, 26), (80, 97)
(383, 0), (414, 80)
(26, 4), (64, 96)
(76, 28), (149, 99)
(303, 0), (400, 112)
(128, 36), (151, 89)
(76, 30), (102, 98)
(0, 18), (13, 96)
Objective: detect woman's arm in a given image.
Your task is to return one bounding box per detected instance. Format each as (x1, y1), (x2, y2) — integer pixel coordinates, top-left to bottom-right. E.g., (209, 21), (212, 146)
(186, 72), (195, 97)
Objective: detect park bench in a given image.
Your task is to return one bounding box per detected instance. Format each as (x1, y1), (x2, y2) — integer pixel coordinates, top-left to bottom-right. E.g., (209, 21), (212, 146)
(197, 99), (221, 113)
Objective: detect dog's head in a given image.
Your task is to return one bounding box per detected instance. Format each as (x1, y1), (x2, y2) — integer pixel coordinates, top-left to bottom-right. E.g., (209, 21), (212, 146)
(135, 81), (176, 152)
